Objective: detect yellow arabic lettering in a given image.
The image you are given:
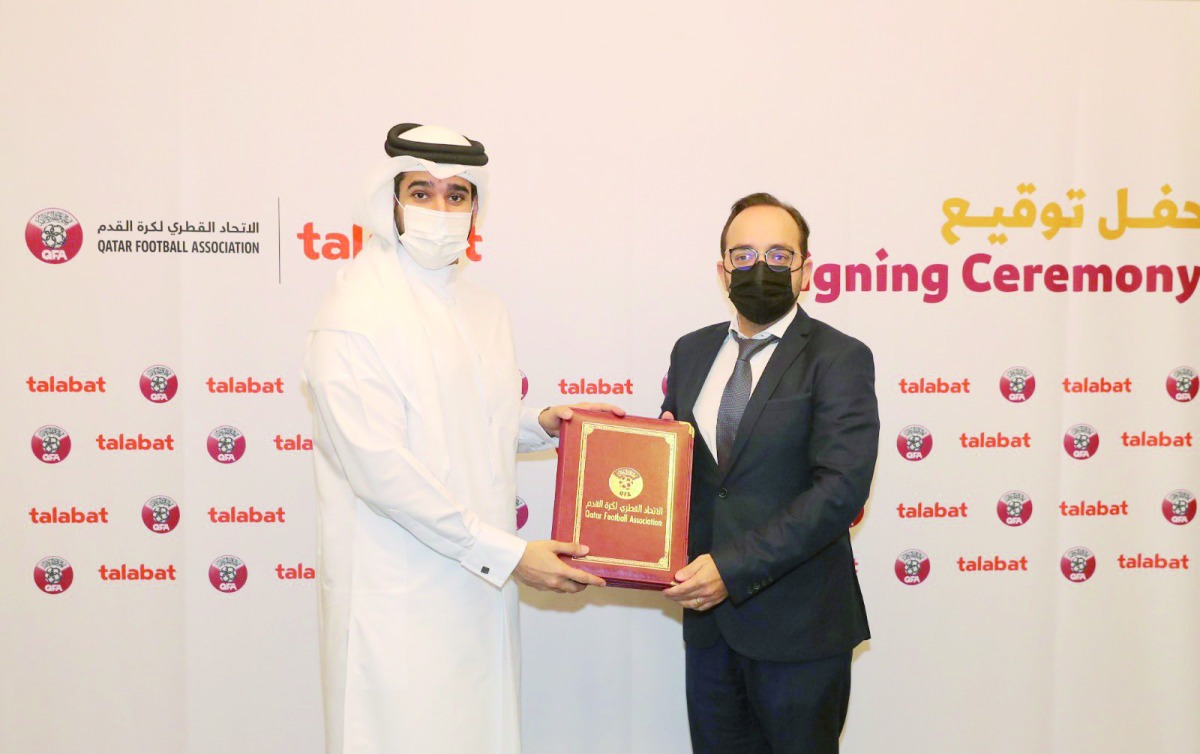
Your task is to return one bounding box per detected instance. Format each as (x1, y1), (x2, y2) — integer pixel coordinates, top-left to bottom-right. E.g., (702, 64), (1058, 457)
(942, 198), (1005, 244)
(1098, 188), (1129, 240)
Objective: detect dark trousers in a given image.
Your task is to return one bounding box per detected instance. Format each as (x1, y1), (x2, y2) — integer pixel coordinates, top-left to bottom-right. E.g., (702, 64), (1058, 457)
(685, 635), (852, 754)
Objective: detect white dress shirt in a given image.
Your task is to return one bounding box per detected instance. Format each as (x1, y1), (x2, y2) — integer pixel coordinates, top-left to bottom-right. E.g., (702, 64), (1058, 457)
(693, 305), (799, 462)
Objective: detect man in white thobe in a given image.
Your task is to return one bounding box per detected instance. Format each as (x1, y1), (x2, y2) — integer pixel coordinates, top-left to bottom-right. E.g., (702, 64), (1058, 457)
(303, 123), (615, 754)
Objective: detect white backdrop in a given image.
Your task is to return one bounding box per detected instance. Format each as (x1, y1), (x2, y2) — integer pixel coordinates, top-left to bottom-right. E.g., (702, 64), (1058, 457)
(3, 2), (1198, 752)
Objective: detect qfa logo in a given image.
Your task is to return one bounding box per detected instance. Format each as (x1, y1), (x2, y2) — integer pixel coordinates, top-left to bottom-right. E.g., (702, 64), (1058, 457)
(1061, 547), (1096, 583)
(142, 495), (181, 534)
(895, 549), (930, 585)
(207, 426), (246, 463)
(1167, 367), (1198, 403)
(209, 555), (248, 593)
(997, 490), (1033, 527)
(1000, 367), (1035, 403)
(662, 373), (668, 396)
(34, 556), (74, 594)
(1162, 489), (1196, 526)
(26, 208), (83, 264)
(140, 365), (179, 403)
(32, 425), (71, 464)
(519, 370), (528, 400)
(516, 497), (529, 530)
(896, 425), (933, 461)
(608, 467), (644, 500)
(1063, 423), (1099, 460)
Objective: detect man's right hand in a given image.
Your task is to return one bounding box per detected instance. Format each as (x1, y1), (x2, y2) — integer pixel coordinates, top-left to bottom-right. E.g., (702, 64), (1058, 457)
(514, 541), (606, 593)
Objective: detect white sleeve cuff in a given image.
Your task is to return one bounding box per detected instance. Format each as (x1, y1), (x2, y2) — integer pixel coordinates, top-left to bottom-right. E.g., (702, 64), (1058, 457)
(518, 405), (558, 452)
(460, 525), (528, 588)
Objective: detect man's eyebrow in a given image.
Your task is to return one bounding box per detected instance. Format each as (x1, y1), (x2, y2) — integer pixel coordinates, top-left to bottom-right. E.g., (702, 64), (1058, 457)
(403, 179), (434, 190)
(447, 182), (473, 195)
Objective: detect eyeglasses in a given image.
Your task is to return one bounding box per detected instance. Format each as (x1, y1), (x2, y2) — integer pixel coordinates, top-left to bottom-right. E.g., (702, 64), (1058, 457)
(723, 246), (804, 272)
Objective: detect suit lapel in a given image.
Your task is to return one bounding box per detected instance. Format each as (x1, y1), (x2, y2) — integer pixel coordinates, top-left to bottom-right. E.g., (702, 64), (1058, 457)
(681, 326), (724, 465)
(677, 325), (728, 425)
(721, 307), (813, 479)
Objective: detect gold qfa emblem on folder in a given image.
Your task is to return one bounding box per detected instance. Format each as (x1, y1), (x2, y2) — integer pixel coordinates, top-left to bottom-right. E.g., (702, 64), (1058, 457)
(609, 467), (644, 500)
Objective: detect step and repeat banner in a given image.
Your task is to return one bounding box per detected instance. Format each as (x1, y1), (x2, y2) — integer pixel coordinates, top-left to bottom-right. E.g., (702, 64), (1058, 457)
(3, 2), (1197, 753)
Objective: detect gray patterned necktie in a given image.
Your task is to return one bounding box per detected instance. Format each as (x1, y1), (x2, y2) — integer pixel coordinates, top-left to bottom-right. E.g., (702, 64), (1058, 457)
(715, 333), (778, 466)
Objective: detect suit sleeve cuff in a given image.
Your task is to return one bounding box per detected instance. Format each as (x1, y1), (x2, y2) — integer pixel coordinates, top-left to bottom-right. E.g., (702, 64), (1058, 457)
(711, 547), (772, 607)
(460, 525), (528, 588)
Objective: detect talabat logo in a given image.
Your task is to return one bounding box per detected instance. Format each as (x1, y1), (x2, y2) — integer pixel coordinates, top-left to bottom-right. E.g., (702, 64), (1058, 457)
(1061, 547), (1096, 583)
(895, 549), (930, 585)
(207, 376), (284, 394)
(28, 505), (108, 524)
(140, 365), (178, 403)
(209, 555), (248, 593)
(32, 425), (71, 463)
(207, 505), (286, 523)
(26, 374), (105, 393)
(609, 468), (644, 500)
(26, 208), (83, 264)
(298, 223), (365, 260)
(898, 377), (969, 394)
(34, 556), (74, 594)
(142, 495), (181, 534)
(1121, 430), (1193, 447)
(959, 431), (1030, 449)
(956, 555), (1028, 572)
(98, 563), (177, 581)
(1117, 552), (1190, 570)
(1167, 367), (1197, 402)
(1163, 489), (1196, 525)
(559, 378), (633, 395)
(519, 370), (528, 400)
(896, 501), (967, 519)
(1060, 499), (1127, 517)
(298, 223), (484, 262)
(1000, 367), (1035, 403)
(207, 426), (246, 463)
(897, 425), (932, 461)
(273, 434), (312, 451)
(1063, 423), (1099, 459)
(1063, 377), (1132, 394)
(96, 433), (174, 451)
(997, 490), (1033, 527)
(276, 563), (316, 580)
(516, 497), (529, 530)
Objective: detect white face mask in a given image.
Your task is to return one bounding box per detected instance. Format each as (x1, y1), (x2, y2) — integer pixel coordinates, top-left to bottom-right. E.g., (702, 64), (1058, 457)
(397, 203), (473, 269)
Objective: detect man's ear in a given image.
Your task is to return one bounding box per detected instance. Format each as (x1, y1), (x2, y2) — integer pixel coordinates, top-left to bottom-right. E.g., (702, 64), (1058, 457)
(716, 261), (730, 294)
(798, 254), (814, 292)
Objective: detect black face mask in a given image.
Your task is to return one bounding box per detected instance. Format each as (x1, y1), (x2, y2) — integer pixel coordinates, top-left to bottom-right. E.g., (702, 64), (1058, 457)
(727, 261), (798, 325)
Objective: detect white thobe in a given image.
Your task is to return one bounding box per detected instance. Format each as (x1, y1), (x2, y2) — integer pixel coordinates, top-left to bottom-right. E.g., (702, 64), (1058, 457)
(304, 243), (552, 754)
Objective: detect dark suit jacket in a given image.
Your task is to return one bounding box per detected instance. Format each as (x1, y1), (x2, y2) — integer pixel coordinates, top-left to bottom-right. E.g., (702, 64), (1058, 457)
(662, 305), (879, 663)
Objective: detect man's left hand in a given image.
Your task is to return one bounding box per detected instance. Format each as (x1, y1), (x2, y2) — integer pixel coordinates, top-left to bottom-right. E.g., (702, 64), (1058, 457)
(663, 554), (727, 612)
(538, 403), (626, 437)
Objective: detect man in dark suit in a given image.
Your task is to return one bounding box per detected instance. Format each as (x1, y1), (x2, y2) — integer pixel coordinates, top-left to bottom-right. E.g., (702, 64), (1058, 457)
(661, 192), (879, 753)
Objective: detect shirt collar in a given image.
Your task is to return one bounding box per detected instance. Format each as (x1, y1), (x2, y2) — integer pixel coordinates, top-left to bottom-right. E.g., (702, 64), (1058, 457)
(729, 304), (798, 340)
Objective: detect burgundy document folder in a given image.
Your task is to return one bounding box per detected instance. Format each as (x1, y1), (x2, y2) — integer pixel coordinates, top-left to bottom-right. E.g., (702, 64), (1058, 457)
(552, 410), (694, 590)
